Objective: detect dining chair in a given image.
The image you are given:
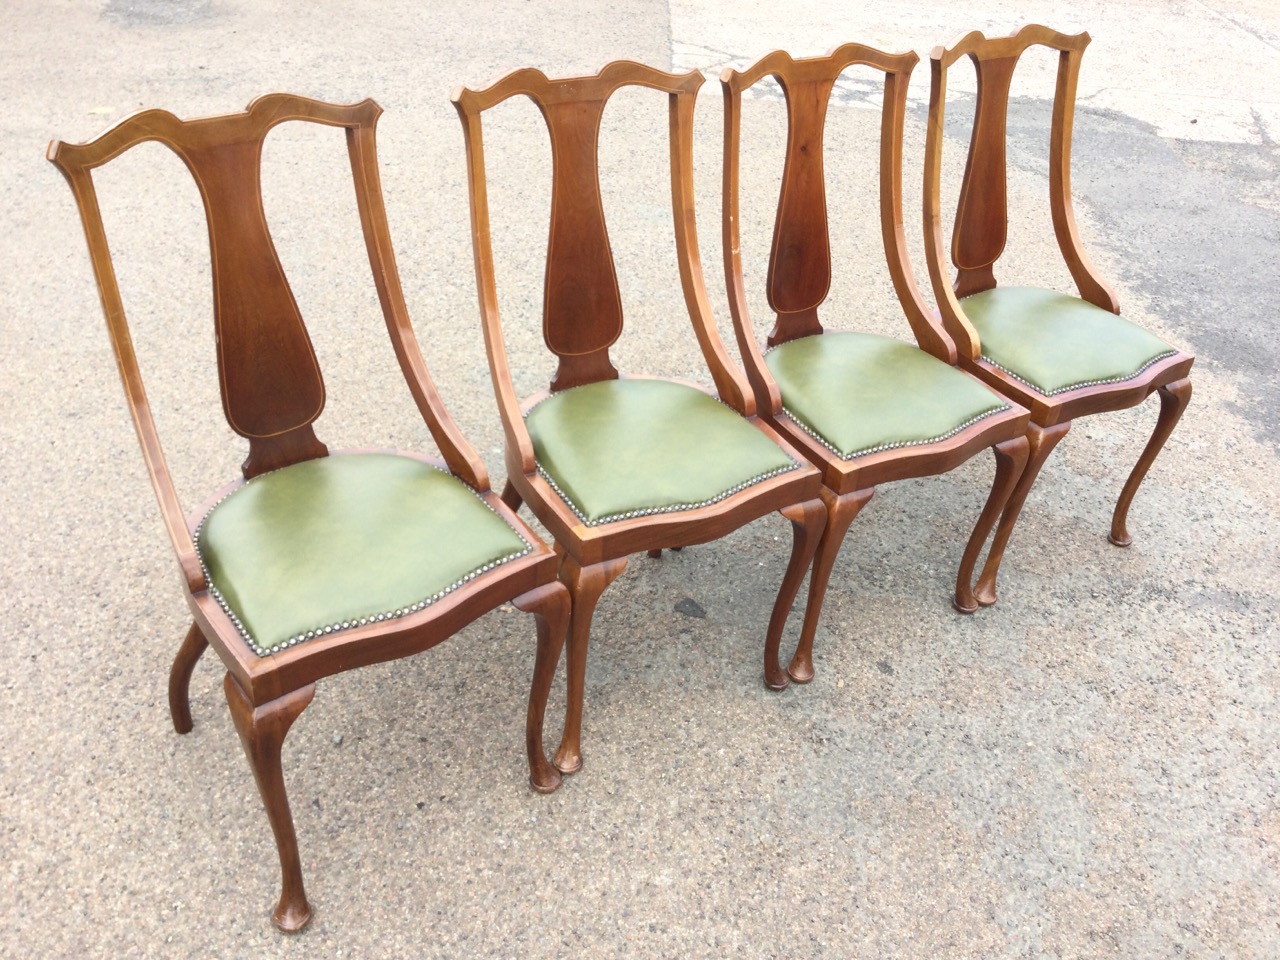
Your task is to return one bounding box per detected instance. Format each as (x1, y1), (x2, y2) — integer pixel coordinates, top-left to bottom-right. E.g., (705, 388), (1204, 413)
(48, 94), (568, 932)
(721, 45), (1032, 683)
(452, 62), (827, 776)
(923, 25), (1194, 602)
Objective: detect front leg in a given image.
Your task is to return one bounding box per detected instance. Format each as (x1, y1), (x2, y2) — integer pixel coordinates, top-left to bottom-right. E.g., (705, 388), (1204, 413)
(1110, 377), (1192, 547)
(553, 554), (629, 775)
(788, 487), (873, 684)
(224, 675), (316, 933)
(763, 498), (826, 690)
(513, 582), (570, 793)
(974, 420), (1071, 606)
(953, 435), (1029, 612)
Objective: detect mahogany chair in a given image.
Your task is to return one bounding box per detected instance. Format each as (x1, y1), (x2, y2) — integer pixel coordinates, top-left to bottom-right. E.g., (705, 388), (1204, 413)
(452, 62), (827, 772)
(923, 26), (1194, 601)
(721, 46), (1032, 683)
(47, 95), (569, 932)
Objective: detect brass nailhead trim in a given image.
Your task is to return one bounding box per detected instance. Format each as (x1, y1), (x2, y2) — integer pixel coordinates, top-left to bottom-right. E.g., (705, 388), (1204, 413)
(779, 403), (1010, 461)
(980, 350), (1177, 397)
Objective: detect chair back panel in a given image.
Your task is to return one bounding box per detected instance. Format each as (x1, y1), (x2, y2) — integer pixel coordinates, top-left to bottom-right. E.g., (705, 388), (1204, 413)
(937, 27), (1096, 301)
(767, 72), (834, 328)
(48, 96), (389, 475)
(454, 63), (707, 393)
(951, 54), (1016, 297)
(540, 96), (624, 383)
(723, 45), (950, 360)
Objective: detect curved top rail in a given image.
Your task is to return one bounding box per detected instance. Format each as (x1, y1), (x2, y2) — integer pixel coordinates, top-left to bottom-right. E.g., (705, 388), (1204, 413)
(452, 61), (702, 115)
(931, 24), (1089, 69)
(722, 42), (917, 92)
(49, 94), (381, 173)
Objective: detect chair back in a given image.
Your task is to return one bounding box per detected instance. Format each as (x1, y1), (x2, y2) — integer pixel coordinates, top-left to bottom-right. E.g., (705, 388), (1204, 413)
(923, 26), (1120, 358)
(453, 62), (752, 410)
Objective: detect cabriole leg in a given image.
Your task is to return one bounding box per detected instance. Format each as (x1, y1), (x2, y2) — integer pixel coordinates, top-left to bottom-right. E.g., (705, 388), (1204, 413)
(169, 623), (209, 734)
(954, 435), (1030, 613)
(513, 582), (571, 793)
(787, 487), (873, 685)
(224, 675), (316, 933)
(974, 420), (1072, 606)
(763, 498), (826, 691)
(553, 555), (628, 775)
(1110, 377), (1192, 547)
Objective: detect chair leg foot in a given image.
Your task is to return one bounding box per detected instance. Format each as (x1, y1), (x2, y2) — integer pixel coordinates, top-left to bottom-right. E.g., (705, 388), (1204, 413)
(553, 555), (628, 776)
(224, 675), (315, 933)
(513, 583), (570, 793)
(169, 623), (209, 734)
(973, 421), (1072, 607)
(954, 435), (1029, 612)
(787, 488), (873, 684)
(1110, 377), (1192, 547)
(762, 497), (826, 690)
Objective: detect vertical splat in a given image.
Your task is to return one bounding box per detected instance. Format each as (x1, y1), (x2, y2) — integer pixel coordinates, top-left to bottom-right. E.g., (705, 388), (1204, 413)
(952, 54), (1018, 298)
(179, 126), (327, 475)
(766, 76), (835, 345)
(540, 97), (623, 391)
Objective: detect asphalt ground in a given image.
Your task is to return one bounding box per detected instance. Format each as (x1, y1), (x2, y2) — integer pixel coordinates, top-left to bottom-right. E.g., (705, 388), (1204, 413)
(2, 1), (1276, 956)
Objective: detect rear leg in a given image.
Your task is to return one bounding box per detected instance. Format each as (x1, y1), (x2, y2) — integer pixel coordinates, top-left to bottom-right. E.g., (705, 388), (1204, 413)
(169, 623), (208, 734)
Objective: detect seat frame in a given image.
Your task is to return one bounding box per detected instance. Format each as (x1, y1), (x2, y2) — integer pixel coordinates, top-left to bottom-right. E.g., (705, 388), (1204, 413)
(48, 94), (569, 932)
(452, 62), (827, 773)
(922, 25), (1194, 600)
(721, 45), (1033, 682)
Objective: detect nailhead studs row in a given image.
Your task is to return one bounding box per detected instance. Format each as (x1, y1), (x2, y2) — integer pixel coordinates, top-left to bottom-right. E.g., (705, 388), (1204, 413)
(536, 461), (800, 527)
(779, 402), (1010, 461)
(980, 350), (1177, 397)
(193, 458), (532, 657)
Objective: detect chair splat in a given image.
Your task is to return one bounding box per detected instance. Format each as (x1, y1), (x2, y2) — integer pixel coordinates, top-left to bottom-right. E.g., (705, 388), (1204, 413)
(540, 95), (624, 390)
(767, 73), (835, 340)
(951, 53), (1017, 298)
(181, 132), (326, 458)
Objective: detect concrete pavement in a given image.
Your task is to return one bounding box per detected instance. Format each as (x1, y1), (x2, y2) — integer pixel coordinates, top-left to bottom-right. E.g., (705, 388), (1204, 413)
(1, 1), (1276, 956)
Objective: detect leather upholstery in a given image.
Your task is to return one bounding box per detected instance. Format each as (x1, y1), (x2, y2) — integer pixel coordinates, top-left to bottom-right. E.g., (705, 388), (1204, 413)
(961, 286), (1176, 396)
(765, 332), (1009, 459)
(525, 378), (797, 525)
(197, 453), (529, 655)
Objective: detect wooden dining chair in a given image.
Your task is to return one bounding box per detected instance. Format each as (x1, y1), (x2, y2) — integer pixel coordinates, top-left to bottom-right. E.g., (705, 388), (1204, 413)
(48, 94), (569, 932)
(923, 25), (1194, 603)
(721, 45), (1032, 684)
(452, 62), (827, 773)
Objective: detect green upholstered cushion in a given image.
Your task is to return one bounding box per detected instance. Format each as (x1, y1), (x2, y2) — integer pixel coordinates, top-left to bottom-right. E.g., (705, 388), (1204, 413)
(524, 379), (797, 526)
(961, 286), (1176, 396)
(764, 332), (1009, 460)
(196, 453), (529, 656)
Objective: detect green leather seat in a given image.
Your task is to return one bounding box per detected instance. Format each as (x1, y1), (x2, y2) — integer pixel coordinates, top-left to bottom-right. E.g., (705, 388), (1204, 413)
(961, 286), (1177, 396)
(764, 332), (1009, 460)
(524, 378), (798, 526)
(196, 453), (530, 655)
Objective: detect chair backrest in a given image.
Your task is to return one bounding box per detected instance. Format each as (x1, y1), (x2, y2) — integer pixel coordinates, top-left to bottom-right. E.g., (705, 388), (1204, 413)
(923, 25), (1120, 358)
(49, 94), (488, 590)
(722, 44), (953, 365)
(452, 62), (752, 413)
